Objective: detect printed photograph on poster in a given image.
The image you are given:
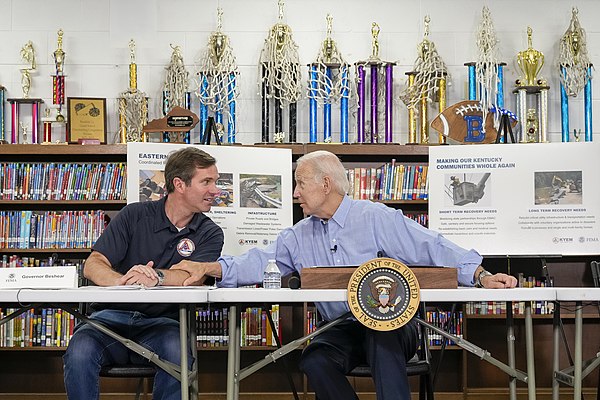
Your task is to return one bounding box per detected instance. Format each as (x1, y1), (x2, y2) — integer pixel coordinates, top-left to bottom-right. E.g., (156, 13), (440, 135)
(239, 174), (282, 209)
(213, 173), (234, 207)
(139, 170), (166, 202)
(444, 173), (492, 207)
(534, 171), (582, 205)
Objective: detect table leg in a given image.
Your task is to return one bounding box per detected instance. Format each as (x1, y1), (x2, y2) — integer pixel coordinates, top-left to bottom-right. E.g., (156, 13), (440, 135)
(179, 305), (189, 400)
(507, 302), (517, 400)
(574, 301), (583, 400)
(525, 302), (537, 400)
(226, 304), (239, 400)
(552, 303), (560, 400)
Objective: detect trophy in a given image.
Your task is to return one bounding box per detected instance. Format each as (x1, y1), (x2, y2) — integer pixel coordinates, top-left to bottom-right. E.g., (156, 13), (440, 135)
(400, 16), (448, 144)
(259, 0), (301, 143)
(195, 8), (239, 144)
(513, 27), (549, 143)
(307, 14), (350, 143)
(466, 7), (506, 122)
(118, 39), (149, 142)
(7, 41), (42, 144)
(558, 7), (593, 142)
(162, 44), (191, 143)
(354, 22), (395, 144)
(41, 29), (68, 143)
(0, 84), (6, 144)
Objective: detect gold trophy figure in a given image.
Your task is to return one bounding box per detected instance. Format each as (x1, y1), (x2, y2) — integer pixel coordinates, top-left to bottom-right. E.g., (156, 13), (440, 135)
(517, 27), (544, 87)
(514, 26), (549, 143)
(53, 29), (65, 74)
(20, 41), (36, 98)
(371, 22), (380, 61)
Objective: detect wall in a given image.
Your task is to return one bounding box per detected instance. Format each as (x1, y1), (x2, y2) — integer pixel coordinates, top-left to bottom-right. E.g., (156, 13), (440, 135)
(0, 0), (598, 144)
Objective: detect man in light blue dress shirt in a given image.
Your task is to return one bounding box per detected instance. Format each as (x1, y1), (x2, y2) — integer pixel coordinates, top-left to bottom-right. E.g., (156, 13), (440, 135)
(174, 150), (517, 400)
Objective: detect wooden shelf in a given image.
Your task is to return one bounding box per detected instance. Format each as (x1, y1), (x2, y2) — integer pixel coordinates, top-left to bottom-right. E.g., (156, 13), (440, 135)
(0, 144), (126, 155)
(0, 200), (126, 205)
(0, 248), (91, 254)
(466, 313), (600, 320)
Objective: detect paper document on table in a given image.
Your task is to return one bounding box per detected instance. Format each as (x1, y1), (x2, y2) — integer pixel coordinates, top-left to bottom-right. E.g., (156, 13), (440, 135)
(78, 285), (215, 290)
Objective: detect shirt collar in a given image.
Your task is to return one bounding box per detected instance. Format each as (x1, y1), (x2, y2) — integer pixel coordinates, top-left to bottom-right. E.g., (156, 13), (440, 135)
(311, 195), (351, 229)
(154, 195), (204, 233)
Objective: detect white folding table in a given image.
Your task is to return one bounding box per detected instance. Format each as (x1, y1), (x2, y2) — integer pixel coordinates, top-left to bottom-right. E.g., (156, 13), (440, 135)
(208, 287), (556, 400)
(0, 287), (209, 400)
(553, 287), (600, 400)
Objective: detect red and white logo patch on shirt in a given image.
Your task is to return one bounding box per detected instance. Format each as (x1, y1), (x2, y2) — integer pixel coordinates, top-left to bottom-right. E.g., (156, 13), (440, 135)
(177, 238), (195, 257)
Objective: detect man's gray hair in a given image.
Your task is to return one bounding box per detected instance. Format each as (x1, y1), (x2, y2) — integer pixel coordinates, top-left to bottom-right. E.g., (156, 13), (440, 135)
(296, 151), (349, 195)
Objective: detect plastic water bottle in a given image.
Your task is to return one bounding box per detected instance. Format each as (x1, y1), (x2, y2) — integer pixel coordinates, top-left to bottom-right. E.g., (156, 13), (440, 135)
(263, 259), (281, 289)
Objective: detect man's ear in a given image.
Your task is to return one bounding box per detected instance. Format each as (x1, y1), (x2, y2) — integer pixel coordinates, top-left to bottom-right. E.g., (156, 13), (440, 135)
(322, 176), (332, 194)
(173, 177), (186, 192)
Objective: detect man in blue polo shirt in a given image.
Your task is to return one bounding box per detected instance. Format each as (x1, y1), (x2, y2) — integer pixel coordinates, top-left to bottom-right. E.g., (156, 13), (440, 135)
(63, 147), (224, 400)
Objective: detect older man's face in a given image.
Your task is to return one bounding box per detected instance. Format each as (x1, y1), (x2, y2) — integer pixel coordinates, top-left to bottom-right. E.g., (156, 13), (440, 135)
(293, 163), (327, 218)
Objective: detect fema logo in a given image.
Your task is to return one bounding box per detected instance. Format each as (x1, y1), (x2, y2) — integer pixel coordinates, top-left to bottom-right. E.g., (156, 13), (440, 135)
(176, 238), (195, 257)
(347, 258), (420, 331)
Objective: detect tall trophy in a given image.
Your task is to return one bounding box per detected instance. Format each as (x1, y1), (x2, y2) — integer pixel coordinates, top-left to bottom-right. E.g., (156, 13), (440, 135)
(558, 7), (593, 142)
(42, 29), (67, 143)
(8, 41), (43, 144)
(465, 7), (506, 123)
(400, 16), (448, 144)
(513, 27), (548, 143)
(195, 8), (239, 144)
(259, 0), (301, 143)
(0, 84), (6, 144)
(354, 22), (395, 144)
(307, 14), (350, 143)
(162, 44), (191, 143)
(118, 39), (149, 142)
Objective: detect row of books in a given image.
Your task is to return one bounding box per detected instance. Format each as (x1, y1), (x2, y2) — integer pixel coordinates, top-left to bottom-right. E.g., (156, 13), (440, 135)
(0, 255), (84, 268)
(466, 300), (554, 315)
(425, 310), (463, 346)
(0, 162), (127, 201)
(404, 212), (429, 228)
(346, 162), (428, 201)
(0, 210), (106, 249)
(0, 308), (76, 348)
(196, 305), (281, 348)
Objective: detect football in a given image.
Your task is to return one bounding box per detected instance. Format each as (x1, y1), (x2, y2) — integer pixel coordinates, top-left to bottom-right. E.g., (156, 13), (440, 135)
(431, 100), (501, 144)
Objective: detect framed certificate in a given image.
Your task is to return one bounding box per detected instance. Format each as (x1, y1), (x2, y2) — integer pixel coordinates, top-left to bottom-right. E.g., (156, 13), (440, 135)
(67, 97), (107, 144)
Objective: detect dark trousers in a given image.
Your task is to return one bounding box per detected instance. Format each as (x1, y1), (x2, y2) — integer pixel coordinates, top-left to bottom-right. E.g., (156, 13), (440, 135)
(299, 318), (418, 400)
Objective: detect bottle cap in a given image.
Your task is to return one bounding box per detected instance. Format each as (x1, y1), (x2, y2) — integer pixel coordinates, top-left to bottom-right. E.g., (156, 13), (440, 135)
(268, 259), (276, 263)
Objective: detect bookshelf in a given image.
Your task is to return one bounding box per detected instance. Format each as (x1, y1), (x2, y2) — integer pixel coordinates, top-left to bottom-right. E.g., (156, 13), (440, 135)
(0, 143), (598, 399)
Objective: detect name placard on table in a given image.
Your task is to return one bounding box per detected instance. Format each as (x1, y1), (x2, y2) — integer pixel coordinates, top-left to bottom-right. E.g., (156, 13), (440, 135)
(0, 266), (78, 288)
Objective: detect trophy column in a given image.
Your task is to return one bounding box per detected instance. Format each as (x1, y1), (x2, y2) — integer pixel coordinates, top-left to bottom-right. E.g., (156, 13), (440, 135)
(514, 27), (548, 143)
(118, 39), (149, 143)
(0, 85), (6, 144)
(355, 23), (396, 144)
(307, 15), (351, 144)
(7, 98), (43, 144)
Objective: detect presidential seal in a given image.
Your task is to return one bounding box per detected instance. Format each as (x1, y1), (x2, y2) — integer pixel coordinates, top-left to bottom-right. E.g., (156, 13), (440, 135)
(347, 258), (420, 331)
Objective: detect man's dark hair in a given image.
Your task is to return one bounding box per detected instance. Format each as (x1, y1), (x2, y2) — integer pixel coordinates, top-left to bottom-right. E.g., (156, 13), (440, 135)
(164, 147), (217, 193)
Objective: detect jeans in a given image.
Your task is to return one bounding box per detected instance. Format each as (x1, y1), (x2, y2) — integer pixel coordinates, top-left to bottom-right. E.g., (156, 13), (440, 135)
(63, 309), (192, 400)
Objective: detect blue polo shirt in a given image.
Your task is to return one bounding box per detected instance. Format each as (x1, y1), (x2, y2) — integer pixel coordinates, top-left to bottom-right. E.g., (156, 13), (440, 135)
(91, 196), (224, 318)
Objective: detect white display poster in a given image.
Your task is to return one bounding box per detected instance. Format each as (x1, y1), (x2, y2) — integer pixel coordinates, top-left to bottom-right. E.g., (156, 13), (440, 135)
(127, 143), (293, 255)
(428, 142), (600, 256)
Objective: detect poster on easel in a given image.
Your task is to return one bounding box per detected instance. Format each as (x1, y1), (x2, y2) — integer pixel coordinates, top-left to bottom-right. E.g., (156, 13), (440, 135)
(428, 142), (600, 256)
(127, 143), (293, 255)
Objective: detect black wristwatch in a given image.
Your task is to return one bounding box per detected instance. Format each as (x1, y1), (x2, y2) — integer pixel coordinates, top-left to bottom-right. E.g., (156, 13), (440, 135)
(475, 269), (493, 288)
(155, 270), (165, 286)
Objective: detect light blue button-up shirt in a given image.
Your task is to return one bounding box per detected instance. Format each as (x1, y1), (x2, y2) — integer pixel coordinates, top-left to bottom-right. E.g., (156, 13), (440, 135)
(218, 195), (482, 321)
